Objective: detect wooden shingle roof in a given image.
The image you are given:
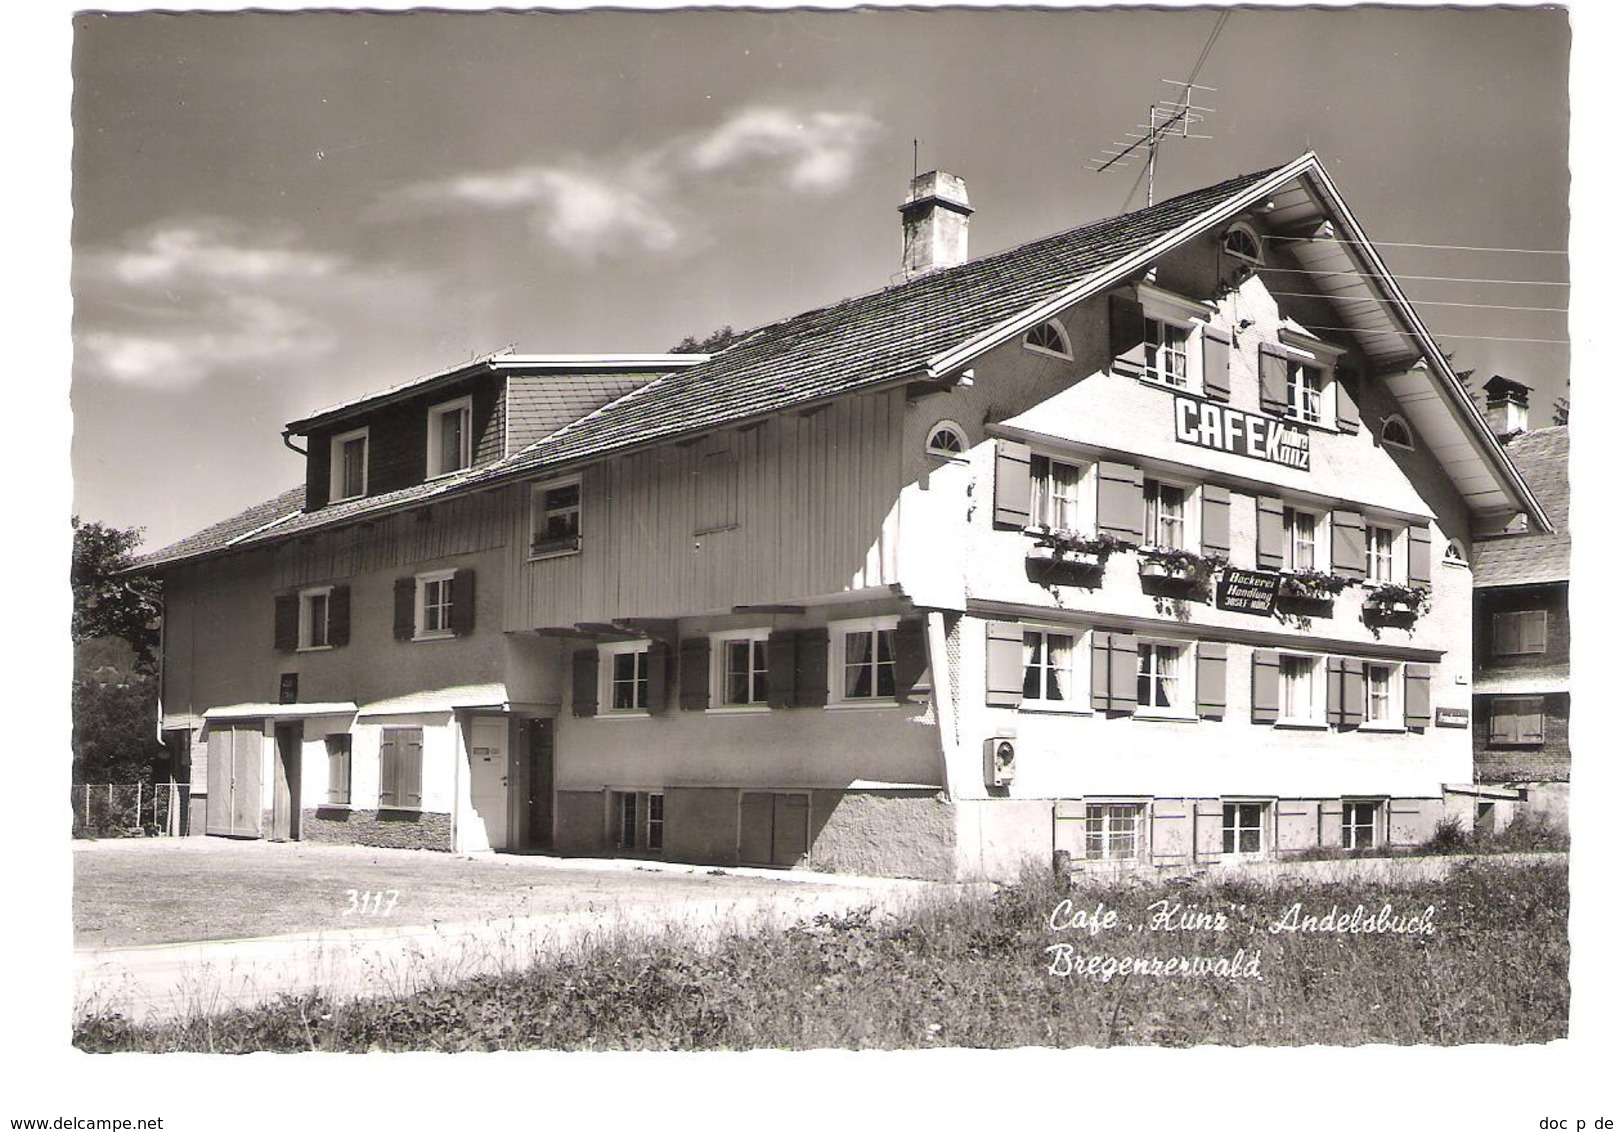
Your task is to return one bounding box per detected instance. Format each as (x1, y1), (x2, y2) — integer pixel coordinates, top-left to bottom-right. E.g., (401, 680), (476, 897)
(1472, 426), (1570, 588)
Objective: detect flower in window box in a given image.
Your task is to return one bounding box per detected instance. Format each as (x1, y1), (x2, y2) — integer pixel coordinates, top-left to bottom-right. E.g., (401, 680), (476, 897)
(1028, 528), (1130, 575)
(1361, 582), (1431, 626)
(1136, 546), (1225, 605)
(1277, 568), (1350, 602)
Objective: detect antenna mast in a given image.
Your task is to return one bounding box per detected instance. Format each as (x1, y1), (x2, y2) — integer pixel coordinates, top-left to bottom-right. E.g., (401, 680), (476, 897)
(1090, 80), (1216, 207)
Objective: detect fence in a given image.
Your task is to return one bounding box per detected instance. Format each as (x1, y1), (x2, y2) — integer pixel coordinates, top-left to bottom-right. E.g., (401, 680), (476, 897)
(73, 781), (184, 838)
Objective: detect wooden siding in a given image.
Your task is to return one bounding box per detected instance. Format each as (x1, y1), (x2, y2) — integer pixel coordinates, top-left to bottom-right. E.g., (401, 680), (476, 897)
(508, 391), (906, 628)
(274, 488), (509, 589)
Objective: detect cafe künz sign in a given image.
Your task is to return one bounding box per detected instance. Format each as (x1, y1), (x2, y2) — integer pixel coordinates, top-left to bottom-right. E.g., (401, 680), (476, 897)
(1174, 395), (1311, 471)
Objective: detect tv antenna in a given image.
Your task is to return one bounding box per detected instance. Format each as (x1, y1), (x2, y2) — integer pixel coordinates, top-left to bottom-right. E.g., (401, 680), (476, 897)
(1090, 80), (1216, 208)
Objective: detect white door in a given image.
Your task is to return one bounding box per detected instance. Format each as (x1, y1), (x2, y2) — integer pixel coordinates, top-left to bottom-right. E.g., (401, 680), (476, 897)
(468, 716), (510, 850)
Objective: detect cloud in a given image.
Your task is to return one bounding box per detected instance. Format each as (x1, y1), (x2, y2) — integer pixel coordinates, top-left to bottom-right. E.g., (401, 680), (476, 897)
(378, 103), (882, 260)
(393, 163), (679, 261)
(687, 107), (881, 193)
(75, 219), (427, 392)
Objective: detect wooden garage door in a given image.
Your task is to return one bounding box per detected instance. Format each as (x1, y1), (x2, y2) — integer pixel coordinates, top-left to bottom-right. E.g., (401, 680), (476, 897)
(205, 724), (263, 838)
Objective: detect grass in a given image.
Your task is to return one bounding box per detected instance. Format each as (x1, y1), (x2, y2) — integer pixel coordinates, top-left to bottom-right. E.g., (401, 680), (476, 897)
(73, 839), (865, 948)
(75, 855), (1568, 1051)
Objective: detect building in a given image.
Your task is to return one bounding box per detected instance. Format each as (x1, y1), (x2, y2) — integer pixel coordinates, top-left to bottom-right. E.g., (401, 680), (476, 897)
(1470, 376), (1570, 829)
(136, 152), (1550, 880)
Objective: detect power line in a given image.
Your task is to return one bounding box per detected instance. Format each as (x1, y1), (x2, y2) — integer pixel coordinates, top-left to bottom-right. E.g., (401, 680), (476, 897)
(1264, 233), (1565, 256)
(1293, 324), (1568, 346)
(1265, 265), (1569, 288)
(1267, 291), (1567, 314)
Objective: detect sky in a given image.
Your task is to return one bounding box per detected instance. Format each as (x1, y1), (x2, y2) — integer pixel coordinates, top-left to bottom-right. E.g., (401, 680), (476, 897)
(64, 4), (1574, 553)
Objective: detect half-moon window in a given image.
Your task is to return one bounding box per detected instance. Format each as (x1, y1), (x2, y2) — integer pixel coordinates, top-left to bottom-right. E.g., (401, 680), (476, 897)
(925, 420), (969, 457)
(1380, 415), (1414, 450)
(1222, 223), (1264, 266)
(1022, 319), (1072, 359)
(1444, 538), (1469, 566)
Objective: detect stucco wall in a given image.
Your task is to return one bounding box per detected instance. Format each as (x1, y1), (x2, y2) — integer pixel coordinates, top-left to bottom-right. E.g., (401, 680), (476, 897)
(808, 790), (956, 880)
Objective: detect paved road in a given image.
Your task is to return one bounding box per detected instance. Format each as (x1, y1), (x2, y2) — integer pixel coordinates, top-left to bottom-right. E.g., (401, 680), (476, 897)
(74, 855), (950, 1025)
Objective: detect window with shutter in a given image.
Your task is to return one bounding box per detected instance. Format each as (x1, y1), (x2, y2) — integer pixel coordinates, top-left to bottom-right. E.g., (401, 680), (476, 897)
(1488, 696), (1545, 745)
(1018, 627), (1083, 710)
(707, 632), (765, 709)
(379, 727), (424, 810)
(1403, 664), (1432, 729)
(1136, 640), (1193, 717)
(1200, 486), (1231, 558)
(1330, 510), (1367, 581)
(1196, 642), (1227, 720)
(1491, 610), (1547, 656)
(1029, 452), (1088, 532)
(598, 640), (654, 714)
(829, 619), (898, 705)
(1362, 662), (1400, 728)
(1251, 650), (1281, 723)
(992, 439), (1033, 530)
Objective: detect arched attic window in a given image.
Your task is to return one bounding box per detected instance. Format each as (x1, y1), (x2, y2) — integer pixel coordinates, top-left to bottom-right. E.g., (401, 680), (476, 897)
(1380, 415), (1415, 451)
(1444, 538), (1469, 567)
(1222, 221), (1264, 267)
(925, 420), (969, 458)
(1022, 319), (1072, 360)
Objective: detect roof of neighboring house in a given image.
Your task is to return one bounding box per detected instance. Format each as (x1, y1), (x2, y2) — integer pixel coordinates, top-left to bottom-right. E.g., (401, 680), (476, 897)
(1473, 426), (1569, 588)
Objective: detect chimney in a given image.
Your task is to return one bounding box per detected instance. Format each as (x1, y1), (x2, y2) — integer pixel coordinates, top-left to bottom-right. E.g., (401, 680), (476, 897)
(1482, 375), (1531, 441)
(900, 170), (972, 278)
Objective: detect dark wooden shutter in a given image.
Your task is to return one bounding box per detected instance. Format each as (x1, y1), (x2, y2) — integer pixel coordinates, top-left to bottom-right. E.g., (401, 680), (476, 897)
(985, 621), (1025, 707)
(679, 637), (711, 711)
(1258, 343), (1289, 416)
(1408, 523), (1432, 587)
(449, 568), (476, 636)
(992, 439), (1032, 529)
(794, 628), (829, 708)
(328, 585), (351, 647)
(1335, 369), (1361, 433)
(393, 577), (416, 640)
(1091, 632), (1138, 713)
(1097, 460), (1145, 543)
(1196, 642), (1228, 720)
(1202, 328), (1232, 402)
(1201, 485), (1231, 558)
(766, 629), (798, 709)
(1330, 510), (1367, 581)
(402, 729), (424, 808)
(1109, 294), (1146, 378)
(274, 594), (299, 652)
(645, 639), (671, 714)
(1256, 496), (1285, 571)
(892, 617), (930, 703)
(378, 730), (399, 807)
(1327, 657), (1366, 729)
(1252, 649), (1280, 723)
(571, 649), (599, 718)
(1404, 664), (1432, 729)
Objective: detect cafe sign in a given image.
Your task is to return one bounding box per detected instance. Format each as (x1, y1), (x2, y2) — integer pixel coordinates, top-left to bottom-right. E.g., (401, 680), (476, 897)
(1174, 395), (1311, 471)
(1215, 567), (1281, 616)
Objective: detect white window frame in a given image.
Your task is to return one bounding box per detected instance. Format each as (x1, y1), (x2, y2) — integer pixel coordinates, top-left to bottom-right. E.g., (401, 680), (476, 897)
(1022, 319), (1073, 360)
(1020, 626), (1087, 713)
(828, 616), (901, 707)
(1492, 609), (1548, 656)
(1364, 522), (1401, 584)
(1220, 799), (1270, 858)
(1379, 415), (1415, 450)
(414, 569), (456, 641)
(709, 628), (772, 712)
(598, 639), (653, 716)
(529, 475), (583, 560)
(1361, 661), (1404, 731)
(1082, 801), (1146, 862)
(1029, 452), (1095, 534)
(329, 427), (369, 503)
(1444, 539), (1470, 567)
(426, 395), (473, 479)
(925, 419), (970, 459)
(1283, 505), (1327, 574)
(1277, 652), (1324, 726)
(1341, 799), (1385, 851)
(1135, 639), (1194, 719)
(1221, 221), (1265, 267)
(1277, 331), (1345, 430)
(1136, 284), (1210, 392)
(298, 585), (334, 652)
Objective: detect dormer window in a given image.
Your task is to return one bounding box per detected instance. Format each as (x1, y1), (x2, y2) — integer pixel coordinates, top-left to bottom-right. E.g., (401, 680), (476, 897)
(1022, 320), (1072, 360)
(1222, 221), (1264, 266)
(427, 396), (473, 478)
(329, 427), (369, 503)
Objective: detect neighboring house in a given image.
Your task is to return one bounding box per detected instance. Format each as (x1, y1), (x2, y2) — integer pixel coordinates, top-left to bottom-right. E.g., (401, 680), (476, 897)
(1470, 376), (1570, 829)
(135, 152), (1550, 880)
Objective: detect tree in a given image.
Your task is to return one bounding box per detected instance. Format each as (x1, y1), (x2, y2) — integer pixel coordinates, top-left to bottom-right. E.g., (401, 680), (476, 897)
(72, 517), (161, 672)
(669, 326), (740, 355)
(1553, 376), (1570, 426)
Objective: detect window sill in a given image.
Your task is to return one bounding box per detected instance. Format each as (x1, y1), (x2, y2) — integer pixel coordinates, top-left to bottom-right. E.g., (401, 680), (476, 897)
(825, 700), (904, 712)
(1274, 721), (1328, 731)
(1137, 375), (1196, 395)
(412, 632), (456, 643)
(1020, 703), (1092, 716)
(596, 710), (652, 720)
(1133, 711), (1198, 723)
(316, 802), (354, 811)
(377, 805), (423, 814)
(1486, 741), (1547, 749)
(1358, 723), (1407, 734)
(705, 705), (771, 716)
(297, 644), (334, 654)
